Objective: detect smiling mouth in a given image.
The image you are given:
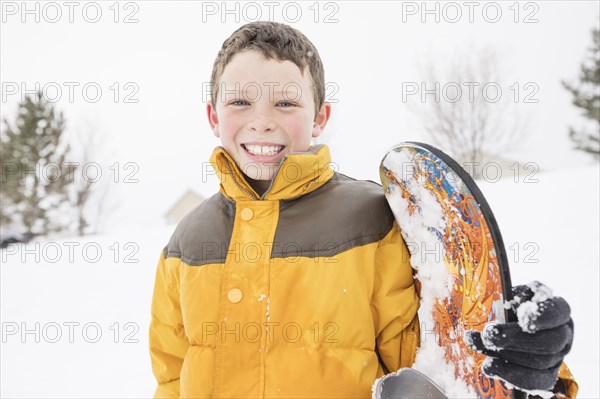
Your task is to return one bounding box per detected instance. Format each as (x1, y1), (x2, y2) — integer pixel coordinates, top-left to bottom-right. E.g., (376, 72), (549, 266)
(241, 144), (285, 156)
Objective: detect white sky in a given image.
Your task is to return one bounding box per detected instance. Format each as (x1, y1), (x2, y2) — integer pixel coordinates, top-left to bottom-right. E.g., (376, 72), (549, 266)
(1, 0), (599, 227)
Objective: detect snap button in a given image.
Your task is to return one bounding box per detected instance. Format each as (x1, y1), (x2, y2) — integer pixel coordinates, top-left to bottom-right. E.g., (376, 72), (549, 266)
(240, 208), (253, 221)
(228, 288), (243, 303)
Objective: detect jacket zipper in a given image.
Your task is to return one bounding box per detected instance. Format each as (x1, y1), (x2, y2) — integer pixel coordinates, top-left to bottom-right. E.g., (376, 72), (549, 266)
(223, 158), (259, 200)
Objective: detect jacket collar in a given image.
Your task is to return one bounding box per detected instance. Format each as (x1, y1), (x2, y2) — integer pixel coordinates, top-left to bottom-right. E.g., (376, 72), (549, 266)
(209, 144), (335, 201)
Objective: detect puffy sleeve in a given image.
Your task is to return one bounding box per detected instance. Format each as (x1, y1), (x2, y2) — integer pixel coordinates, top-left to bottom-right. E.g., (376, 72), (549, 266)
(553, 363), (578, 398)
(149, 249), (189, 398)
(371, 221), (421, 373)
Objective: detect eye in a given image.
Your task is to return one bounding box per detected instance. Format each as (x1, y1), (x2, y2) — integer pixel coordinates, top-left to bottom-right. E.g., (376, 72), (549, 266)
(231, 99), (250, 106)
(277, 101), (296, 108)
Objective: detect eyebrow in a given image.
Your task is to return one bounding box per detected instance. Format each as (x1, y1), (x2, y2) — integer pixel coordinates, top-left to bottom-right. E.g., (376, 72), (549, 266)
(272, 90), (301, 95)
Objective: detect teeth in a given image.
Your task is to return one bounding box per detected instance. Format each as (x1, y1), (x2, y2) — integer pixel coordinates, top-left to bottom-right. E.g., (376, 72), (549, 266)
(245, 144), (283, 156)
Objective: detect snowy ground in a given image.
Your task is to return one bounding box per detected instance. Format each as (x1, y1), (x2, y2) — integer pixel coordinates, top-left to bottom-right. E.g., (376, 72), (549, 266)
(477, 165), (599, 397)
(1, 165), (598, 398)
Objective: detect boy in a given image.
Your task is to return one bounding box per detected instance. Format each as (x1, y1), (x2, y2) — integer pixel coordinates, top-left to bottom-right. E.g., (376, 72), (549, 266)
(149, 21), (576, 398)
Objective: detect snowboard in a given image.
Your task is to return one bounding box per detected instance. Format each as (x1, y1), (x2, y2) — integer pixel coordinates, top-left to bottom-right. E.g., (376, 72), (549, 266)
(378, 142), (520, 398)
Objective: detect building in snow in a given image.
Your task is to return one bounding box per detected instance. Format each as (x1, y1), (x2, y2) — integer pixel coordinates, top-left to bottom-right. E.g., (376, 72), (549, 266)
(164, 189), (205, 224)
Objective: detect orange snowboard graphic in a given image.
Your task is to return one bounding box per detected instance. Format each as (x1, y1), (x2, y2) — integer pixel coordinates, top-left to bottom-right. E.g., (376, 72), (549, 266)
(380, 142), (516, 398)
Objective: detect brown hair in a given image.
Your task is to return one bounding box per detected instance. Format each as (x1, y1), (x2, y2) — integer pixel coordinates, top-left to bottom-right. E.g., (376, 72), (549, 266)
(210, 21), (325, 119)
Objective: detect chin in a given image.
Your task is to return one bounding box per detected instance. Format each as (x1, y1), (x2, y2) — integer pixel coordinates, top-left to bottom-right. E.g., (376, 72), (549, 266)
(237, 163), (272, 181)
(256, 168), (275, 181)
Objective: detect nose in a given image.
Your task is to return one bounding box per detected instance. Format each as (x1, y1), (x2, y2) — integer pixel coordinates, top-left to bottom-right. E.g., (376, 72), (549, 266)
(247, 107), (276, 133)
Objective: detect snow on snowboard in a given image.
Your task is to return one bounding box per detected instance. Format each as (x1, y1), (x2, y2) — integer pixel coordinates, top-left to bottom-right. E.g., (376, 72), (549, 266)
(375, 142), (522, 399)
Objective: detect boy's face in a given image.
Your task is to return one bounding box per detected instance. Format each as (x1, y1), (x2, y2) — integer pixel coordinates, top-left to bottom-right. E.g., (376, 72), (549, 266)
(207, 50), (331, 181)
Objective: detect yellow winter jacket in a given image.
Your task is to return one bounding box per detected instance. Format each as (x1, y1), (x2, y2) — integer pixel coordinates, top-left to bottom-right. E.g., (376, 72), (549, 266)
(149, 144), (578, 398)
(149, 144), (420, 398)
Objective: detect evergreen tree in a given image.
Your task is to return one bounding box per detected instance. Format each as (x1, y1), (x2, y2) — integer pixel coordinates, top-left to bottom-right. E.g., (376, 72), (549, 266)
(1, 91), (75, 237)
(562, 27), (600, 158)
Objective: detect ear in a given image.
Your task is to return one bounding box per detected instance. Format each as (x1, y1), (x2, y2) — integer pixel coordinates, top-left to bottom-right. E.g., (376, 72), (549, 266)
(207, 102), (220, 138)
(311, 102), (331, 138)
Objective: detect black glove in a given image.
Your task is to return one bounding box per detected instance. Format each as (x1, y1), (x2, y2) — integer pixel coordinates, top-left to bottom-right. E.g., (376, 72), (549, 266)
(464, 281), (574, 392)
